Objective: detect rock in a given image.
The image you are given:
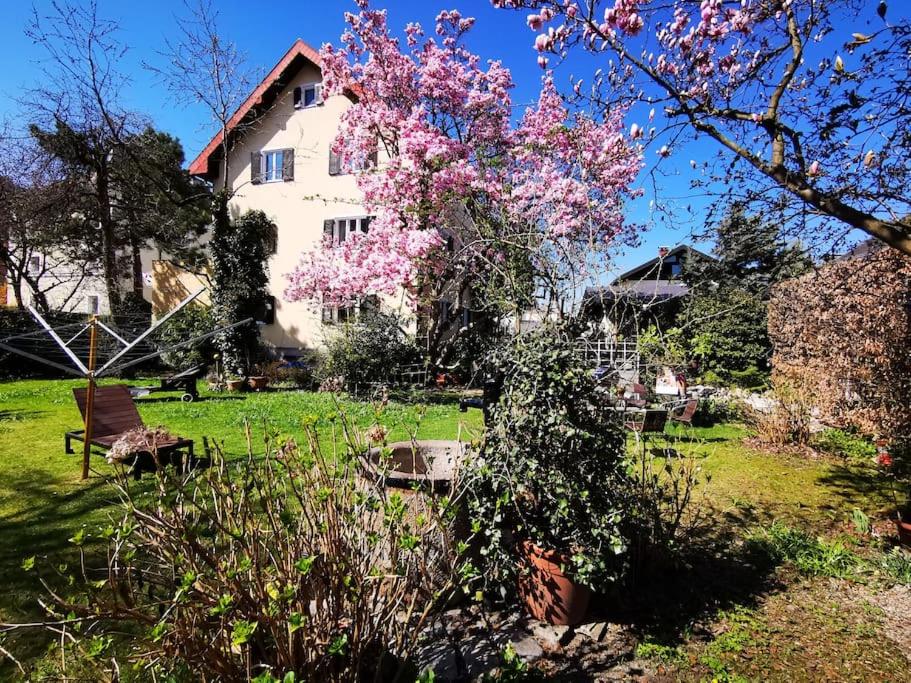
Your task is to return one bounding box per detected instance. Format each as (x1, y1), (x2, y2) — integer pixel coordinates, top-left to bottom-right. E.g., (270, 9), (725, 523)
(510, 634), (544, 660)
(576, 620), (611, 642)
(531, 622), (574, 650)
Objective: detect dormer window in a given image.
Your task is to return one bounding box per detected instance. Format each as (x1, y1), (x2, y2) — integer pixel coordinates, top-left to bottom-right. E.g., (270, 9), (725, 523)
(294, 83), (323, 109)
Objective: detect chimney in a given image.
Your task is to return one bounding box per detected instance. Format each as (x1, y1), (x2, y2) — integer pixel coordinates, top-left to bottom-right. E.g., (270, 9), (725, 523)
(658, 246), (670, 258)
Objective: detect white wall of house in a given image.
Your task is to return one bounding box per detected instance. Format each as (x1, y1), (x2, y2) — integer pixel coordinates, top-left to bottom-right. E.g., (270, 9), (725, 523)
(196, 62), (404, 355)
(9, 248), (158, 316)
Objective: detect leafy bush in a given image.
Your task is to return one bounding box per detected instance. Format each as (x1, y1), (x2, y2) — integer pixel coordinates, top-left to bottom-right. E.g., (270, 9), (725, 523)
(812, 428), (877, 462)
(152, 303), (215, 370)
(769, 246), (911, 439)
(728, 365), (768, 391)
(320, 309), (423, 391)
(257, 355), (321, 390)
(467, 324), (633, 591)
(693, 398), (741, 427)
(19, 418), (463, 680)
(745, 381), (813, 447)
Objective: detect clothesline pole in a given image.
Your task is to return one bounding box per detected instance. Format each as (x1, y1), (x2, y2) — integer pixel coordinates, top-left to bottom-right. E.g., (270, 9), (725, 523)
(81, 316), (98, 480)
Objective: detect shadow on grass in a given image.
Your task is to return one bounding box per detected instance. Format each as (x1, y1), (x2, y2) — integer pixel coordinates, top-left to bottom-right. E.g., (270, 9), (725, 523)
(0, 408), (47, 422)
(592, 531), (783, 648)
(0, 469), (116, 674)
(816, 463), (891, 509)
(135, 395), (247, 404)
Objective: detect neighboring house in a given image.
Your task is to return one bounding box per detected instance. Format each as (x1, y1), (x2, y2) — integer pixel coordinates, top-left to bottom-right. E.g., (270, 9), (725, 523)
(581, 245), (714, 337)
(4, 250), (157, 316)
(157, 39), (383, 357)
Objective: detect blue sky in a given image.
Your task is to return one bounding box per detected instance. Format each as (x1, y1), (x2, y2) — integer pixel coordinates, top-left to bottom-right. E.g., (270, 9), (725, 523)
(0, 0), (794, 275)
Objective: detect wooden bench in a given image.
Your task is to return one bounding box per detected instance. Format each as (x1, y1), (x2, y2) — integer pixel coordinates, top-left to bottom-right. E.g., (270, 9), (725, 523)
(65, 385), (194, 478)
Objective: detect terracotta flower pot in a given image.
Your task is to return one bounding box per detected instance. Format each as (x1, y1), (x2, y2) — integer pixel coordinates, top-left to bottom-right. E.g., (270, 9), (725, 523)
(896, 518), (911, 546)
(517, 540), (591, 626)
(226, 379), (245, 392)
(248, 375), (269, 391)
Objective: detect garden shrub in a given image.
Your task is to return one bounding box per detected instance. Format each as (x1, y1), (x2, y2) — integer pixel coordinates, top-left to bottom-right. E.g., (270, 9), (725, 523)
(466, 324), (634, 592)
(812, 428), (877, 462)
(768, 245), (911, 440)
(258, 354), (322, 390)
(320, 309), (423, 392)
(745, 381), (813, 447)
(152, 303), (215, 370)
(19, 418), (464, 680)
(693, 398), (741, 427)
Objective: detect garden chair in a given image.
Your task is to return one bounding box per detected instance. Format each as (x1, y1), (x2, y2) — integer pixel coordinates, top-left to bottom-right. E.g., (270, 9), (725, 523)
(65, 384), (194, 479)
(622, 408), (669, 460)
(669, 398), (699, 425)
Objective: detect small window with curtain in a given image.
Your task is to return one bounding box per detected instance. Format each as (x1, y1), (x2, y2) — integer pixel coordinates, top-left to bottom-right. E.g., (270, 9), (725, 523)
(86, 295), (100, 314)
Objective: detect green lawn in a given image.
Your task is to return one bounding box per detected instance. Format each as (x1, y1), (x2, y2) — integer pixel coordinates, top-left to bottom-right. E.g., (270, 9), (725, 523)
(0, 379), (904, 680)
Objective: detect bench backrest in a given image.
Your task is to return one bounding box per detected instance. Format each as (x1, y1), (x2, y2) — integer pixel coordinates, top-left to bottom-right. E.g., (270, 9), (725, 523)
(73, 385), (144, 437)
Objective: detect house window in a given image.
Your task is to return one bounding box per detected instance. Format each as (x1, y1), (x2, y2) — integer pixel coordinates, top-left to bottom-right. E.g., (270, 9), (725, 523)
(323, 216), (372, 244)
(28, 256), (40, 274)
(322, 295), (378, 325)
(263, 150), (284, 182)
(294, 83), (323, 109)
(329, 146), (378, 176)
(86, 295), (100, 314)
(251, 149), (294, 184)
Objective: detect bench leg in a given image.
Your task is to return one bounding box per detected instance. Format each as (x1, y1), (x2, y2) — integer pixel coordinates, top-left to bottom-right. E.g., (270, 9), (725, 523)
(65, 434), (73, 454)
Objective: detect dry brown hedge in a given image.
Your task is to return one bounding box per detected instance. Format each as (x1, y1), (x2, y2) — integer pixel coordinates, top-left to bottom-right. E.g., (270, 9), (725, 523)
(768, 245), (911, 439)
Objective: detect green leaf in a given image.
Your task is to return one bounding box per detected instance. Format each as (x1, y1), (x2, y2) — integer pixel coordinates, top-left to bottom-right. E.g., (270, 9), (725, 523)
(231, 620), (257, 648)
(328, 633), (348, 656)
(21, 556), (35, 571)
(294, 556), (315, 575)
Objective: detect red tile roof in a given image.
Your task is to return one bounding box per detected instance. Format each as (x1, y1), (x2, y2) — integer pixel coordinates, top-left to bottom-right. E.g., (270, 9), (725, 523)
(188, 38), (352, 178)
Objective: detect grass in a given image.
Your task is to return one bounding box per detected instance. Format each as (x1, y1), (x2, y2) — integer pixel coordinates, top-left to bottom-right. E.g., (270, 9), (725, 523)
(0, 378), (482, 677)
(0, 378), (907, 680)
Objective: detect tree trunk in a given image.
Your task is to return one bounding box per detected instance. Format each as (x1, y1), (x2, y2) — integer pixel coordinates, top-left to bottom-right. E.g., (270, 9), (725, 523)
(96, 159), (121, 314)
(130, 235), (143, 297)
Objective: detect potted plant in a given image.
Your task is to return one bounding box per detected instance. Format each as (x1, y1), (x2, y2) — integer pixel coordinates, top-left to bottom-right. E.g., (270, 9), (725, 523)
(247, 365), (270, 391)
(225, 376), (246, 392)
(467, 325), (632, 625)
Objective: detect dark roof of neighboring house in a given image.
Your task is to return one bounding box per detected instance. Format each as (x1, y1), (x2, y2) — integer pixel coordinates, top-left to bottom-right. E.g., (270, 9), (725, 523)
(582, 280), (689, 310)
(611, 244), (714, 285)
(188, 38), (360, 179)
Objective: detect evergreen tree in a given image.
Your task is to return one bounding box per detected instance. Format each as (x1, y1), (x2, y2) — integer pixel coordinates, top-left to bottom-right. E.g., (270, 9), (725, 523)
(210, 210), (276, 375)
(680, 206), (812, 382)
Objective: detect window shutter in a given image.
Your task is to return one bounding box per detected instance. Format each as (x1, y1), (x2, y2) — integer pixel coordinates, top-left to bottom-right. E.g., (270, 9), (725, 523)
(363, 216), (372, 233)
(293, 86), (302, 109)
(323, 219), (335, 242)
(322, 306), (333, 323)
(368, 147), (378, 168)
(316, 84), (324, 105)
(328, 149), (341, 176)
(282, 148), (294, 181)
(250, 152), (262, 184)
(338, 220), (347, 243)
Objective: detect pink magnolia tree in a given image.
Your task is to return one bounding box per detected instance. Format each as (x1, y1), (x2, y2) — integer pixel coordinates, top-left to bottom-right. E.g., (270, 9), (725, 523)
(495, 0), (911, 256)
(285, 1), (642, 362)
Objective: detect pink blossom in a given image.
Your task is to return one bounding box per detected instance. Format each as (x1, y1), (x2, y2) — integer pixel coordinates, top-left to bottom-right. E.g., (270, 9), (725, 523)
(285, 2), (643, 306)
(527, 14), (543, 30)
(808, 160), (821, 176)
